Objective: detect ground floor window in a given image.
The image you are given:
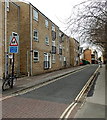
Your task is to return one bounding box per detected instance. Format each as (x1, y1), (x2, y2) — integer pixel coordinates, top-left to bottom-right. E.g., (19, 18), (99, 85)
(33, 50), (39, 62)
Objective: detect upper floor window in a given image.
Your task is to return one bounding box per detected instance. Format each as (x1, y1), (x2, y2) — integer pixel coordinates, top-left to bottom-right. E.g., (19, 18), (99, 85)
(52, 24), (55, 31)
(33, 9), (38, 21)
(33, 29), (38, 41)
(45, 19), (49, 28)
(33, 50), (39, 62)
(45, 36), (49, 45)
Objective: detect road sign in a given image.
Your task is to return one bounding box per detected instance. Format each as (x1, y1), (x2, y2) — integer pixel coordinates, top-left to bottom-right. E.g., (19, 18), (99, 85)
(10, 37), (18, 46)
(9, 36), (19, 53)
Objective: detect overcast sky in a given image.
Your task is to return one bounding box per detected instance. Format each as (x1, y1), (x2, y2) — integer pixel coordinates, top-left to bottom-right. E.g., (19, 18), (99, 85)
(26, 0), (84, 33)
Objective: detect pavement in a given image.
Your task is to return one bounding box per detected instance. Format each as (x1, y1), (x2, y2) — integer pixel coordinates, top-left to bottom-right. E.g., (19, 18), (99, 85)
(74, 64), (106, 119)
(2, 65), (88, 96)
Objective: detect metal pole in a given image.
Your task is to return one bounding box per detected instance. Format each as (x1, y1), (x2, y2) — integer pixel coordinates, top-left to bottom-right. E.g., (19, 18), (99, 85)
(11, 53), (14, 88)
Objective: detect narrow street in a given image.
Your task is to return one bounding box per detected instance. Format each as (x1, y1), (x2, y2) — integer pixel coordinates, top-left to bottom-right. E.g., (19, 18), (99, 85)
(2, 65), (99, 118)
(1, 0), (106, 119)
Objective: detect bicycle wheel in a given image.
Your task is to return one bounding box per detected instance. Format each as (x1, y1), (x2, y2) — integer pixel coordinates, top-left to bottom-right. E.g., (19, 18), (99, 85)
(2, 80), (10, 91)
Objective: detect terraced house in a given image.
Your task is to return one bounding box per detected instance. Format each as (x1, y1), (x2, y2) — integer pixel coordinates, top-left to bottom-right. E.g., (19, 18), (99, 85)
(0, 0), (80, 79)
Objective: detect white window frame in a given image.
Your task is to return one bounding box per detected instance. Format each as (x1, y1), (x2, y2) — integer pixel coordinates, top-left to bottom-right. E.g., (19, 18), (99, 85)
(44, 53), (49, 61)
(64, 56), (66, 61)
(33, 29), (38, 41)
(6, 0), (9, 12)
(44, 53), (49, 69)
(45, 36), (49, 45)
(52, 24), (55, 31)
(45, 19), (49, 28)
(33, 50), (39, 62)
(33, 9), (38, 21)
(52, 40), (55, 46)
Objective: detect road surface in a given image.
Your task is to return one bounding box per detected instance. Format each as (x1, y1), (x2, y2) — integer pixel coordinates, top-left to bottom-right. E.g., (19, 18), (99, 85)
(2, 65), (99, 118)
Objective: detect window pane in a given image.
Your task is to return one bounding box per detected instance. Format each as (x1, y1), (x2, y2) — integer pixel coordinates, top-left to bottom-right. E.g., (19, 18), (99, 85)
(52, 24), (55, 31)
(34, 31), (37, 37)
(33, 9), (38, 21)
(34, 30), (38, 41)
(44, 53), (48, 61)
(34, 52), (38, 57)
(45, 19), (48, 28)
(45, 36), (49, 45)
(34, 51), (39, 62)
(52, 41), (55, 46)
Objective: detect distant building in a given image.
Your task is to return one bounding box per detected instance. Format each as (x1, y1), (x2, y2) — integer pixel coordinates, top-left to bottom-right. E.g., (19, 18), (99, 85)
(69, 38), (80, 66)
(83, 49), (92, 63)
(83, 49), (98, 64)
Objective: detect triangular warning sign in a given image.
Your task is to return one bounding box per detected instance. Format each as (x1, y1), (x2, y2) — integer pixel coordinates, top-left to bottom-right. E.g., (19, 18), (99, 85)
(10, 37), (18, 46)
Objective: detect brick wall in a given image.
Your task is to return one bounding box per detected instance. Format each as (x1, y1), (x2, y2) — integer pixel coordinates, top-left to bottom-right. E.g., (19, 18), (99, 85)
(31, 6), (63, 75)
(6, 2), (20, 75)
(84, 49), (92, 63)
(17, 2), (30, 75)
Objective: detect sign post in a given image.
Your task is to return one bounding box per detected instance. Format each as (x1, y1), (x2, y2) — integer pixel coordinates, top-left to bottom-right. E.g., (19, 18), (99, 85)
(9, 35), (19, 88)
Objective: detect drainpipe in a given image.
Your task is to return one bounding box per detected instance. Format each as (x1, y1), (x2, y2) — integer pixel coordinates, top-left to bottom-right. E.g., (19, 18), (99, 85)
(4, 0), (8, 78)
(27, 50), (30, 77)
(30, 4), (33, 76)
(11, 1), (20, 76)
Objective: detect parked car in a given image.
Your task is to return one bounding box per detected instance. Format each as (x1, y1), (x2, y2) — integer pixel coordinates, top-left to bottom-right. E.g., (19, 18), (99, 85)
(80, 60), (83, 65)
(80, 59), (90, 65)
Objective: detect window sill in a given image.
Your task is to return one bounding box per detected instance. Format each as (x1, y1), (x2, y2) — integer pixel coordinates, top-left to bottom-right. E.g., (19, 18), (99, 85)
(45, 44), (49, 46)
(34, 61), (39, 63)
(34, 40), (39, 42)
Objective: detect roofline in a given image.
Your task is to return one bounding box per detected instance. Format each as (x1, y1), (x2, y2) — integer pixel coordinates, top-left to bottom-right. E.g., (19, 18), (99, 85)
(29, 3), (59, 28)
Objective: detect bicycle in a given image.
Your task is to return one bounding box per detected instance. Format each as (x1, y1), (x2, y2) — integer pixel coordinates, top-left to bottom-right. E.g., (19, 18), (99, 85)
(2, 74), (17, 91)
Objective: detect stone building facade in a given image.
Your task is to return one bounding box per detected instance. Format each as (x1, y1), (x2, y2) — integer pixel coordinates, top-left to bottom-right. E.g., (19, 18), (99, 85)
(0, 0), (80, 78)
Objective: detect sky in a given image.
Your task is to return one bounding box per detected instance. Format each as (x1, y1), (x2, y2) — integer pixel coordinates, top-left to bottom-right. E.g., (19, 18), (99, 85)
(25, 0), (84, 33)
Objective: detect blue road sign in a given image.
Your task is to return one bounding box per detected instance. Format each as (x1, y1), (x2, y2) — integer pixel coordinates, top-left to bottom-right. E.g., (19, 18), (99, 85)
(9, 46), (18, 53)
(9, 36), (19, 53)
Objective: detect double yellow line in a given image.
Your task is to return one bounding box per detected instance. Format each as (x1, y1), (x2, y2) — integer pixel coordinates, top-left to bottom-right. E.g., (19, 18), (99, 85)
(59, 66), (100, 120)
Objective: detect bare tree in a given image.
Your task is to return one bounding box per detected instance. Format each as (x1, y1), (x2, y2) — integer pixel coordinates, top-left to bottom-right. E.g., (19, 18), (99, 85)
(66, 0), (107, 54)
